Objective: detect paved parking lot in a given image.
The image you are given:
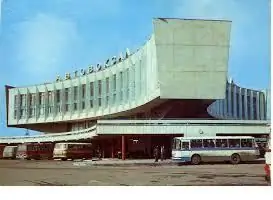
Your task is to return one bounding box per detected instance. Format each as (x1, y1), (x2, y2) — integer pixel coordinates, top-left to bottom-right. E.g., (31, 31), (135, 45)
(0, 160), (268, 186)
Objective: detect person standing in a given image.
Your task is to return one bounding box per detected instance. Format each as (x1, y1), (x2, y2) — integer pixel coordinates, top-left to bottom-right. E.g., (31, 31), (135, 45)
(154, 146), (159, 162)
(160, 145), (165, 161)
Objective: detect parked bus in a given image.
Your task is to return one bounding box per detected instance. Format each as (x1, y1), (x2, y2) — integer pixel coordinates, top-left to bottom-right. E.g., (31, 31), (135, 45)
(3, 146), (18, 159)
(172, 136), (259, 165)
(0, 145), (6, 159)
(53, 143), (92, 161)
(16, 143), (54, 160)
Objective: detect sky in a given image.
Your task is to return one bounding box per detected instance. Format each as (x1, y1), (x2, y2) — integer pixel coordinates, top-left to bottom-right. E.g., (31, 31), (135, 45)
(0, 0), (271, 136)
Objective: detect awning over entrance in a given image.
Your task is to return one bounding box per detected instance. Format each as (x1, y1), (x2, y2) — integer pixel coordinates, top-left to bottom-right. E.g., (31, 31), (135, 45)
(96, 120), (270, 137)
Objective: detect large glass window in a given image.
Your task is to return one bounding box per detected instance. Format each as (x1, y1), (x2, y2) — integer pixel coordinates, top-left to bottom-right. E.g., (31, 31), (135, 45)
(29, 108), (35, 117)
(48, 92), (53, 103)
(82, 84), (86, 99)
(73, 87), (78, 101)
(65, 88), (69, 102)
(106, 96), (109, 107)
(230, 88), (234, 116)
(14, 95), (18, 107)
(106, 77), (110, 94)
(20, 109), (26, 118)
(120, 72), (123, 88)
(98, 80), (102, 96)
(73, 103), (77, 111)
(113, 74), (117, 92)
(65, 104), (69, 112)
(236, 92), (240, 117)
(253, 96), (257, 120)
(20, 94), (26, 107)
(56, 90), (61, 103)
(30, 94), (36, 106)
(90, 82), (94, 97)
(39, 92), (44, 105)
(247, 95), (251, 119)
(13, 110), (17, 119)
(48, 91), (53, 114)
(98, 98), (102, 107)
(242, 94), (245, 119)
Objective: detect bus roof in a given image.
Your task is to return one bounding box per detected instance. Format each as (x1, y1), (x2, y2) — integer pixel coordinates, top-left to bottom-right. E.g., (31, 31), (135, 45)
(174, 136), (255, 140)
(57, 142), (92, 145)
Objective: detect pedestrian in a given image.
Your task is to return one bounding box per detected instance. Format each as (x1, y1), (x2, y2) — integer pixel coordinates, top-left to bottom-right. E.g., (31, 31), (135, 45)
(160, 145), (165, 161)
(154, 146), (159, 162)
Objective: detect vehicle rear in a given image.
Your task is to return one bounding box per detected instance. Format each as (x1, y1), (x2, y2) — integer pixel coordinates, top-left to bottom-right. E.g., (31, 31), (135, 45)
(16, 144), (28, 159)
(66, 143), (92, 160)
(264, 138), (271, 185)
(0, 145), (6, 159)
(53, 143), (68, 160)
(3, 146), (18, 159)
(36, 143), (54, 160)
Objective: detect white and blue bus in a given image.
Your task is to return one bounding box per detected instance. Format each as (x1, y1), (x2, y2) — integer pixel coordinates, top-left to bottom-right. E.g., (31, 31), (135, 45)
(172, 136), (260, 165)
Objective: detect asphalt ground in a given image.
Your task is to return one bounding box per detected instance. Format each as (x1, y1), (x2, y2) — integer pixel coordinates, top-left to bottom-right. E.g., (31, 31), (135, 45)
(0, 160), (269, 186)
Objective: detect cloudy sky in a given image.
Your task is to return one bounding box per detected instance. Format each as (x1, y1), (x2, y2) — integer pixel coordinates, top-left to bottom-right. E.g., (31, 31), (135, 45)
(0, 0), (270, 136)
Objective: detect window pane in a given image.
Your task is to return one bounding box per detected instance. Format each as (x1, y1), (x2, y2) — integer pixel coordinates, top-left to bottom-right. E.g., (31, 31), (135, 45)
(203, 139), (215, 148)
(241, 139), (253, 148)
(98, 80), (102, 96)
(175, 139), (181, 150)
(228, 139), (240, 148)
(106, 77), (110, 94)
(191, 139), (202, 148)
(113, 74), (117, 92)
(216, 139), (228, 148)
(90, 82), (94, 96)
(181, 142), (189, 150)
(82, 84), (86, 98)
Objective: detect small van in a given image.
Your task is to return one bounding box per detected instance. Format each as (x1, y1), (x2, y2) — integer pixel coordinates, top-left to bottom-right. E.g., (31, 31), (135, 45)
(3, 146), (18, 159)
(53, 143), (92, 161)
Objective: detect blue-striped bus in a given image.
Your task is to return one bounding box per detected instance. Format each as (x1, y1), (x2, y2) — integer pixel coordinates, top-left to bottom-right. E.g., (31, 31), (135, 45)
(172, 136), (260, 165)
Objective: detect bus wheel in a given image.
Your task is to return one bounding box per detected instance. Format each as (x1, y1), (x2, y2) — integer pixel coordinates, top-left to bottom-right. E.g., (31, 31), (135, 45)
(191, 154), (201, 165)
(61, 158), (67, 161)
(230, 154), (241, 164)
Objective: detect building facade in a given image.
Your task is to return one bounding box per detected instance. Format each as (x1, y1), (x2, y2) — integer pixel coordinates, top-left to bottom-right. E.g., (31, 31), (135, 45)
(1, 18), (270, 159)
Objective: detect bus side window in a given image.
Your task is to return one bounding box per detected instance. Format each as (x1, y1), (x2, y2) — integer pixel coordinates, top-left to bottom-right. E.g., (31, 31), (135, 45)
(241, 139), (253, 148)
(175, 140), (181, 150)
(191, 140), (202, 148)
(216, 139), (228, 148)
(203, 139), (215, 148)
(181, 142), (189, 150)
(228, 139), (240, 148)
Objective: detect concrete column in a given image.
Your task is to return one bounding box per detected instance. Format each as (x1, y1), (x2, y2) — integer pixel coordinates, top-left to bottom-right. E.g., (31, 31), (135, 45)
(111, 139), (115, 159)
(250, 90), (254, 120)
(256, 91), (260, 120)
(239, 88), (243, 119)
(122, 135), (126, 160)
